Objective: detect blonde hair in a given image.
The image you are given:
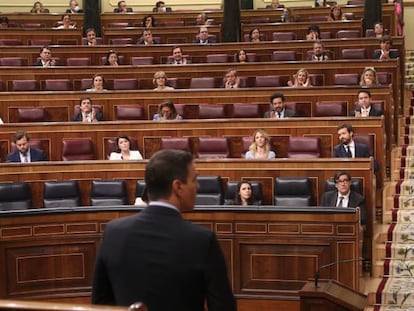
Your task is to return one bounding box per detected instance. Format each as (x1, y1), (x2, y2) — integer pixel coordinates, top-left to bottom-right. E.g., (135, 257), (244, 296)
(153, 71), (167, 86)
(359, 67), (378, 86)
(248, 129), (271, 156)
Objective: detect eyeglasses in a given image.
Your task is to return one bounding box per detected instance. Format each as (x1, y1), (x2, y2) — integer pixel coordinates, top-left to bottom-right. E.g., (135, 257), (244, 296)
(336, 179), (350, 184)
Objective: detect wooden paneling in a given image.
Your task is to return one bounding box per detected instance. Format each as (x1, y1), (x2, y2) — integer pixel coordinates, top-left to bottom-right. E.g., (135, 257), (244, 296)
(0, 29), (82, 45)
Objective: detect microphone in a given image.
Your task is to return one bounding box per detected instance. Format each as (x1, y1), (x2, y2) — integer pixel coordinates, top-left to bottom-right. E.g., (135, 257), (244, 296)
(314, 257), (364, 288)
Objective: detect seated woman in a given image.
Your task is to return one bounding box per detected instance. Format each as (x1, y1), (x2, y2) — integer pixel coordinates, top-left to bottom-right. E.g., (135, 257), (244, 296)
(227, 181), (261, 206)
(56, 14), (76, 29)
(142, 15), (156, 28)
(306, 25), (320, 40)
(249, 28), (262, 43)
(235, 49), (248, 63)
(153, 100), (183, 121)
(374, 22), (384, 38)
(30, 1), (49, 13)
(104, 50), (120, 66)
(328, 5), (344, 21)
(86, 73), (107, 92)
(153, 71), (175, 91)
(288, 68), (312, 87)
(245, 129), (276, 159)
(359, 67), (380, 87)
(109, 135), (143, 160)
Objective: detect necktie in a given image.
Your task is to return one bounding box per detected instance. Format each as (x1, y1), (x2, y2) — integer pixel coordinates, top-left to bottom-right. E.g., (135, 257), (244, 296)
(346, 146), (352, 158)
(277, 112), (282, 118)
(337, 196), (344, 208)
(22, 154), (28, 162)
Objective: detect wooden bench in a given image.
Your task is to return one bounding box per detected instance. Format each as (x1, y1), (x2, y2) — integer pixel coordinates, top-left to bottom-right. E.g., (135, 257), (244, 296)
(0, 28), (82, 45)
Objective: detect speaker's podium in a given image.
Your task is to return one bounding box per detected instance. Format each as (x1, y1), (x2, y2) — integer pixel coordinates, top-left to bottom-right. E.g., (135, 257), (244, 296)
(299, 279), (367, 311)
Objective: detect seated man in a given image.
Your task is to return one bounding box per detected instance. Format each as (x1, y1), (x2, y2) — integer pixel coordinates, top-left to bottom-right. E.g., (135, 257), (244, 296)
(6, 130), (47, 163)
(114, 0), (133, 12)
(308, 40), (329, 61)
(333, 123), (379, 172)
(350, 89), (383, 117)
(72, 97), (103, 123)
(167, 46), (190, 64)
(320, 171), (366, 225)
(223, 69), (241, 89)
(137, 29), (160, 45)
(85, 28), (100, 46)
(372, 35), (399, 60)
(264, 93), (295, 118)
(33, 46), (59, 67)
(193, 26), (216, 44)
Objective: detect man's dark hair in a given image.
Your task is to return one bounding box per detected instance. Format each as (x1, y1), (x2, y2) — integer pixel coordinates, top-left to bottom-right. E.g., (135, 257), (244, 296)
(337, 123), (353, 133)
(358, 89), (371, 98)
(79, 96), (92, 105)
(171, 46), (181, 53)
(39, 46), (50, 53)
(307, 24), (320, 35)
(270, 93), (285, 103)
(155, 1), (165, 8)
(334, 171), (351, 183)
(0, 16), (9, 24)
(13, 130), (30, 143)
(145, 149), (193, 200)
(380, 34), (392, 44)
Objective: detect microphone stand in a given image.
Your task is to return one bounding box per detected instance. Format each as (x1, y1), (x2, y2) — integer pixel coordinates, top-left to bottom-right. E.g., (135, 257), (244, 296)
(314, 258), (364, 288)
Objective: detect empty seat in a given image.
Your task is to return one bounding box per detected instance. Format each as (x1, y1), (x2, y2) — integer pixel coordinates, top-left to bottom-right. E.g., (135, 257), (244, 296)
(66, 57), (90, 66)
(287, 136), (321, 158)
(206, 54), (229, 63)
(249, 17), (270, 23)
(308, 74), (324, 86)
(21, 23), (45, 28)
(18, 107), (48, 122)
(341, 48), (367, 59)
(336, 30), (360, 38)
(163, 20), (184, 26)
(80, 78), (92, 91)
(272, 32), (296, 41)
(160, 137), (192, 152)
(189, 77), (216, 89)
(196, 175), (223, 205)
(44, 79), (72, 91)
(131, 57), (154, 65)
(0, 57), (25, 66)
(231, 103), (260, 118)
(377, 72), (391, 85)
(333, 73), (359, 85)
(90, 180), (127, 206)
(112, 78), (139, 90)
(29, 39), (52, 46)
(62, 138), (96, 161)
(198, 104), (226, 119)
(254, 75), (281, 87)
(197, 137), (230, 158)
(12, 80), (38, 91)
(308, 16), (328, 22)
(313, 101), (347, 117)
(43, 181), (81, 208)
(107, 22), (129, 27)
(353, 134), (375, 155)
(109, 38), (134, 45)
(0, 182), (32, 211)
(115, 105), (145, 120)
(274, 177), (313, 206)
(0, 39), (23, 45)
(271, 51), (296, 61)
(224, 180), (263, 205)
(365, 29), (375, 37)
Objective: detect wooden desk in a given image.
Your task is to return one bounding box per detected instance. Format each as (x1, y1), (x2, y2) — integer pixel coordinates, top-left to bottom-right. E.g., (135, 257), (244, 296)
(5, 13), (84, 29)
(0, 206), (361, 309)
(0, 28), (82, 45)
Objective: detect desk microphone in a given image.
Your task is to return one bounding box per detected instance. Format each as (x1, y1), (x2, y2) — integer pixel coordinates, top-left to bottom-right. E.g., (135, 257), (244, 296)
(314, 257), (364, 288)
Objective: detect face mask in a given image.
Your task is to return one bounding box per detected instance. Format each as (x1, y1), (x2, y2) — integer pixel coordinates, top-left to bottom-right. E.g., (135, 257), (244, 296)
(73, 5), (80, 12)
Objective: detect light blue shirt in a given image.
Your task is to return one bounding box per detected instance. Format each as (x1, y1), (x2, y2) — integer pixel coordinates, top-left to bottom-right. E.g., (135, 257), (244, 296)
(245, 151), (276, 159)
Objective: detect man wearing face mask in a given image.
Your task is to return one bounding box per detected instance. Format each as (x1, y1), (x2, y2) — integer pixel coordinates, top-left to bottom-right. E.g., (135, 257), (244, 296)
(66, 0), (83, 13)
(264, 93), (296, 118)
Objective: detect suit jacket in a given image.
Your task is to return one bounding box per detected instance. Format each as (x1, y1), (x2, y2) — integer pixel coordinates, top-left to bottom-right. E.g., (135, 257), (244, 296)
(33, 59), (60, 67)
(264, 108), (296, 118)
(333, 142), (379, 172)
(137, 39), (160, 45)
(113, 8), (133, 12)
(349, 106), (383, 117)
(65, 9), (83, 13)
(6, 147), (47, 162)
(372, 50), (399, 59)
(72, 112), (103, 122)
(166, 58), (192, 65)
(193, 38), (216, 44)
(92, 205), (236, 311)
(319, 190), (366, 224)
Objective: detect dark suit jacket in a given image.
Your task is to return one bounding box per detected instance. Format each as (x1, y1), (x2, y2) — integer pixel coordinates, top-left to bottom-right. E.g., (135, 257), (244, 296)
(137, 39), (160, 45)
(33, 59), (60, 67)
(372, 50), (399, 59)
(320, 190), (366, 224)
(113, 8), (133, 12)
(72, 112), (103, 122)
(6, 148), (47, 162)
(349, 106), (383, 117)
(92, 205), (236, 311)
(333, 142), (379, 172)
(65, 9), (83, 13)
(192, 38), (216, 44)
(264, 108), (295, 118)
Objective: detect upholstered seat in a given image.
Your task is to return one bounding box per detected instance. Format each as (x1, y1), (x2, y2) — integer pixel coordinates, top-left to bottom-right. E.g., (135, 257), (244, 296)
(337, 30), (360, 38)
(254, 75), (281, 87)
(198, 104), (226, 119)
(0, 57), (25, 66)
(274, 177), (313, 206)
(112, 78), (139, 90)
(333, 73), (359, 85)
(341, 48), (367, 59)
(90, 180), (128, 206)
(271, 51), (296, 61)
(272, 32), (296, 41)
(131, 57), (154, 65)
(160, 137), (192, 153)
(0, 39), (23, 46)
(189, 77), (216, 89)
(29, 39), (52, 46)
(62, 138), (96, 161)
(43, 180), (81, 208)
(44, 79), (72, 91)
(66, 58), (90, 66)
(287, 136), (321, 158)
(230, 103), (260, 118)
(314, 101), (347, 117)
(0, 182), (32, 211)
(11, 80), (38, 91)
(18, 107), (49, 122)
(109, 38), (134, 45)
(115, 105), (145, 120)
(197, 137), (229, 158)
(206, 54), (229, 63)
(195, 175), (223, 205)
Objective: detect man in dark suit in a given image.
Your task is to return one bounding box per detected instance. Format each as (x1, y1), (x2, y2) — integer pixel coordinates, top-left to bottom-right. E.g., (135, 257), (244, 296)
(308, 40), (329, 61)
(320, 171), (366, 225)
(92, 149), (236, 311)
(333, 123), (379, 172)
(264, 92), (296, 118)
(166, 46), (191, 65)
(372, 35), (399, 60)
(113, 0), (133, 12)
(33, 46), (59, 67)
(137, 29), (160, 45)
(66, 0), (83, 13)
(72, 97), (103, 122)
(350, 89), (383, 117)
(6, 130), (47, 163)
(193, 26), (216, 44)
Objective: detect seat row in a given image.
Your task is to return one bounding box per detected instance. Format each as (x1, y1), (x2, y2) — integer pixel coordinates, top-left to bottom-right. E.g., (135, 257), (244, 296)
(0, 176), (363, 211)
(5, 134), (375, 162)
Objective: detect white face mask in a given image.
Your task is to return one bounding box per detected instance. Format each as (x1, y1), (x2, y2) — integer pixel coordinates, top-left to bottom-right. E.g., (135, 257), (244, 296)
(73, 5), (80, 12)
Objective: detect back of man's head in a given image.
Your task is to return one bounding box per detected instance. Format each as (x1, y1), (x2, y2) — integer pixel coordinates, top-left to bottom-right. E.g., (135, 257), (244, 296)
(145, 149), (193, 201)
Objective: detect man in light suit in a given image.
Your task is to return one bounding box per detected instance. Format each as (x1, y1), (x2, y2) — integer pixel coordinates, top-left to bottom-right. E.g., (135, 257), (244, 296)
(6, 130), (47, 163)
(320, 171), (366, 225)
(264, 93), (296, 118)
(92, 149), (236, 311)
